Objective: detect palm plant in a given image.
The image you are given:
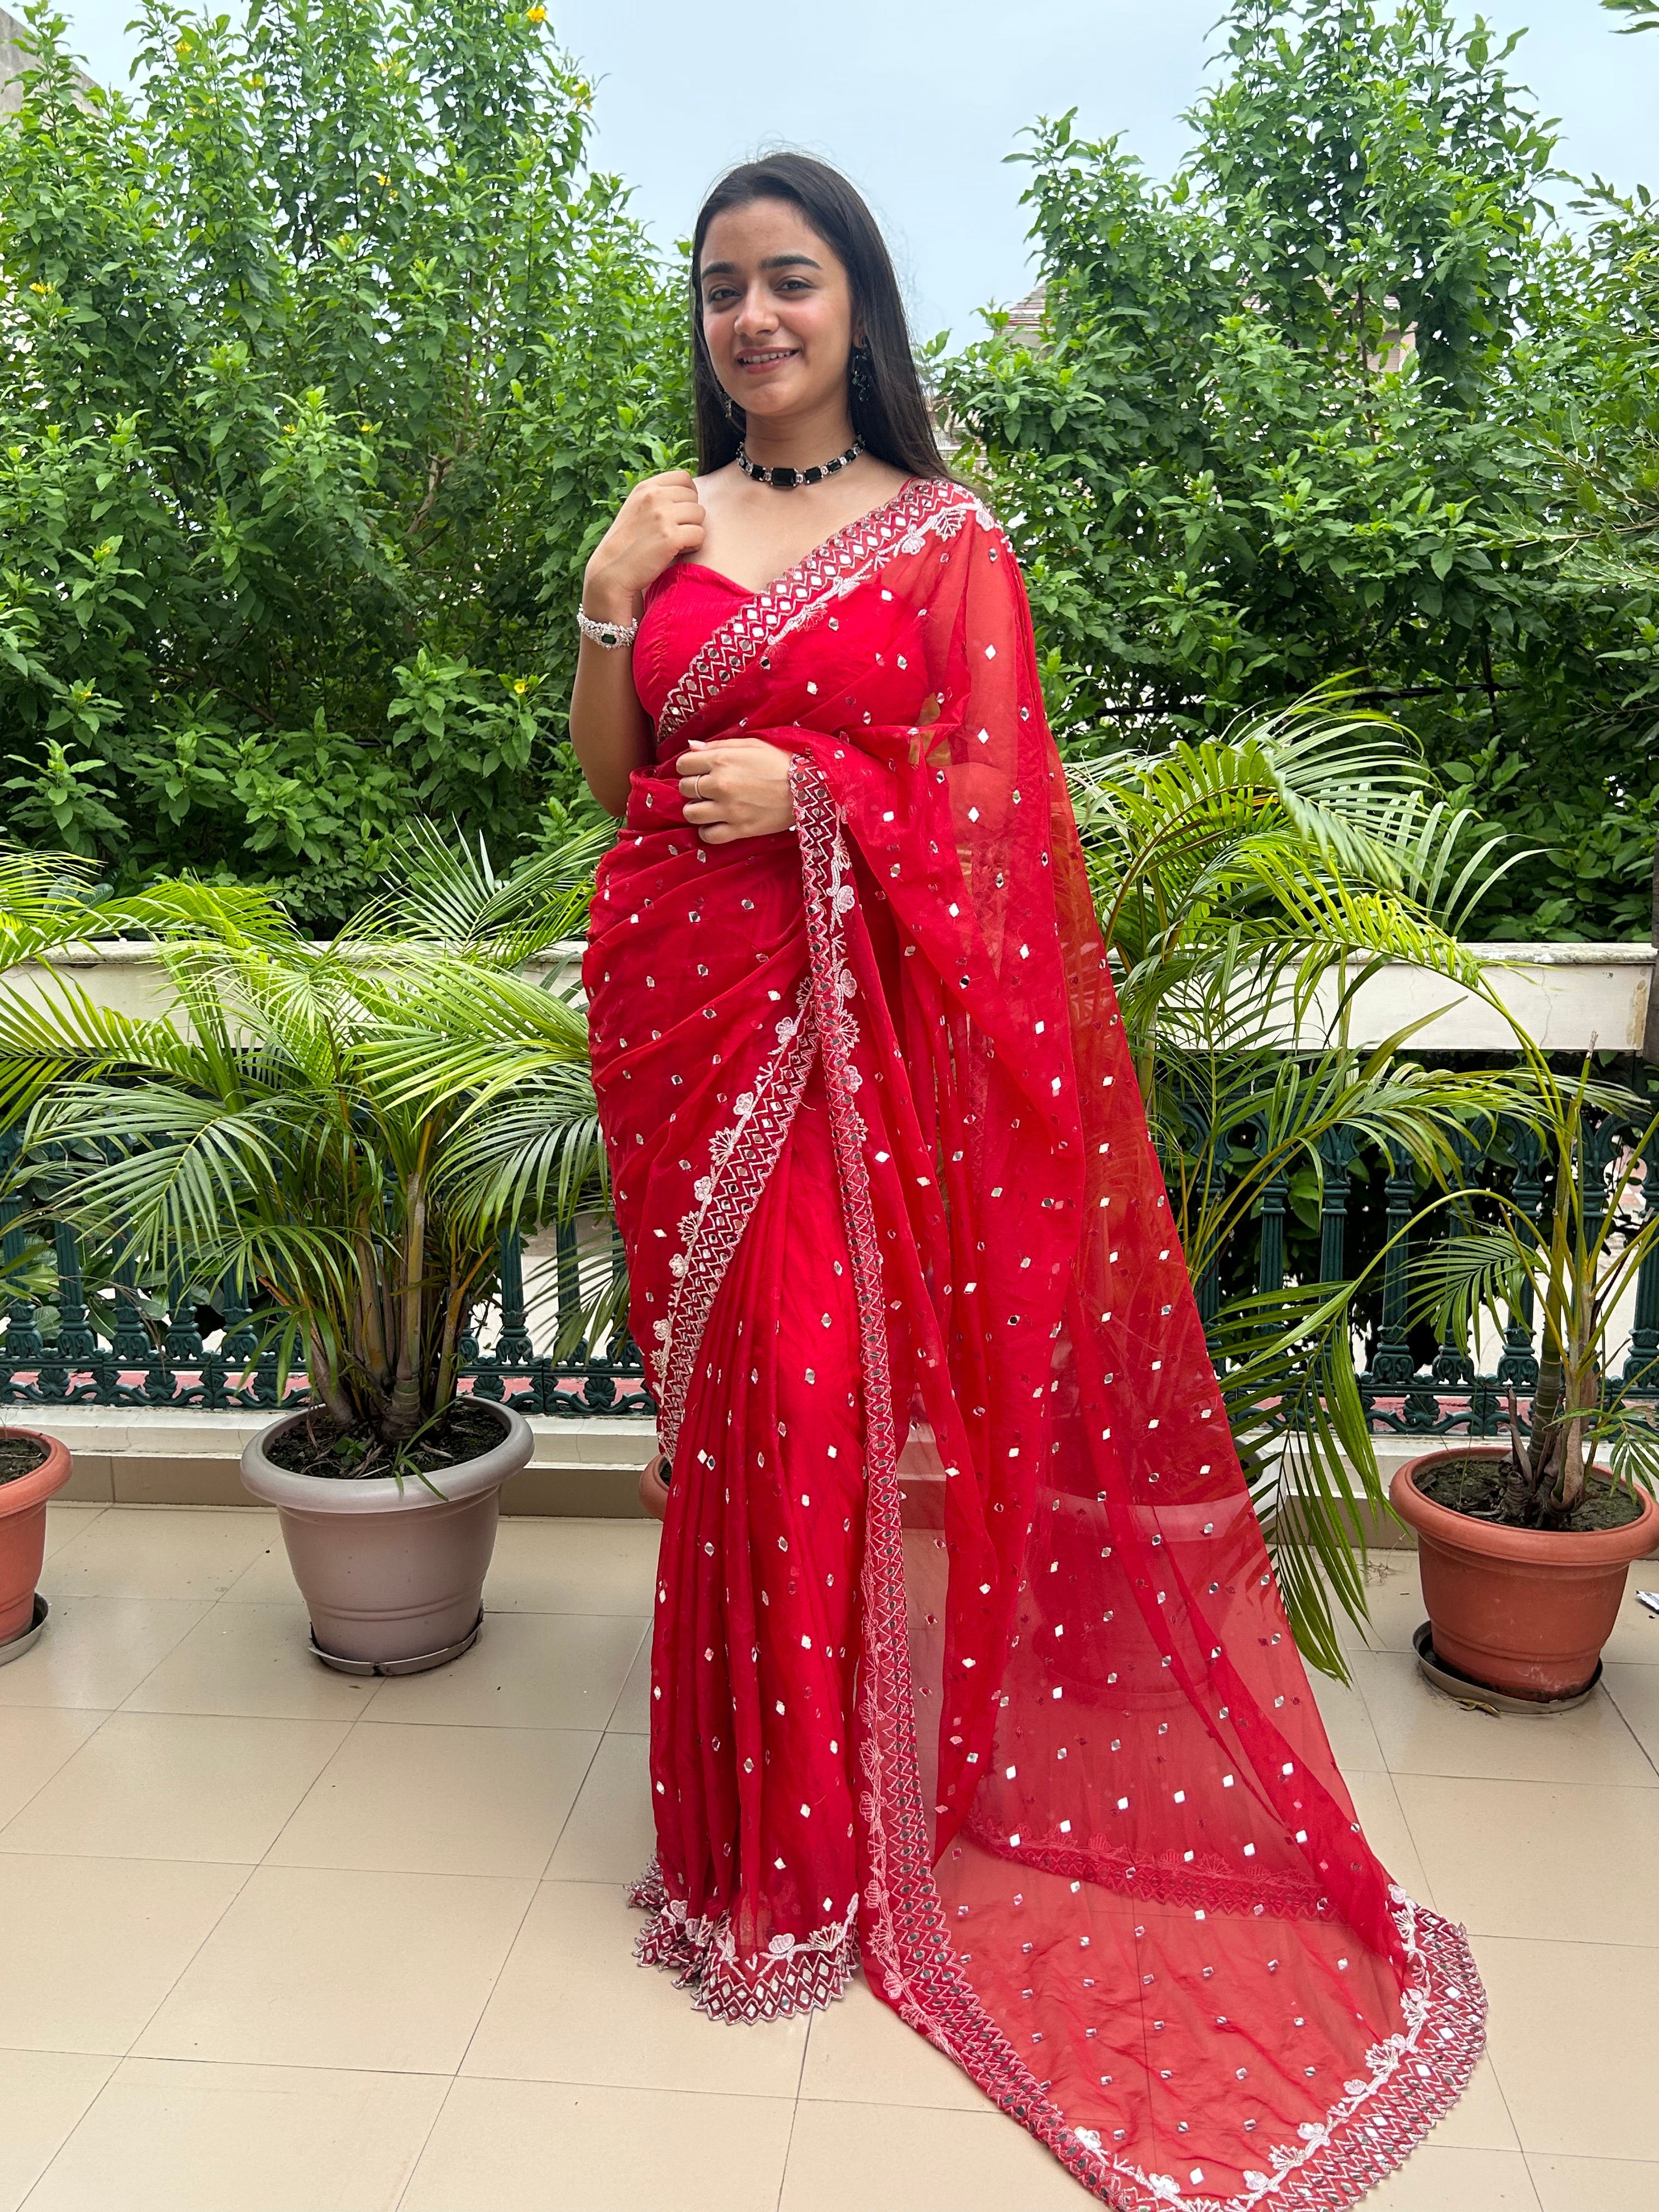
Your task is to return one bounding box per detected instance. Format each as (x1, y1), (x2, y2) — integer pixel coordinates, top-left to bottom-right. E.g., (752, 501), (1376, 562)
(1, 844), (298, 1325)
(1413, 1042), (1659, 1527)
(0, 846), (287, 990)
(1068, 689), (1523, 1674)
(0, 823), (611, 1469)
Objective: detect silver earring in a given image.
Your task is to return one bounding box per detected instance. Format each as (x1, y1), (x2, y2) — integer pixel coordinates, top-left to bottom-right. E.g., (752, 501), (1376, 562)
(719, 385), (743, 427)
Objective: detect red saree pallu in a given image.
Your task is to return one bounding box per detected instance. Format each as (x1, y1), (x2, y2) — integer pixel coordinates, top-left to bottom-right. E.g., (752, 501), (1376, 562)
(583, 479), (1485, 2210)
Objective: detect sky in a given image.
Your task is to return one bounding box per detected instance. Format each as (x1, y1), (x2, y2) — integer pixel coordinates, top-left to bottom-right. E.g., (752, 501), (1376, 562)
(51, 0), (1659, 343)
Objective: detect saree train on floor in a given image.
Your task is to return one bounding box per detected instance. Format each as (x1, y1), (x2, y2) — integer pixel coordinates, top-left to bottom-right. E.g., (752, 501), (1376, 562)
(583, 477), (1484, 2210)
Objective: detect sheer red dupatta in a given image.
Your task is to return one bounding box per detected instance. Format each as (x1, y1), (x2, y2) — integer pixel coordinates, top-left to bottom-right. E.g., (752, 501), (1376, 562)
(584, 479), (1483, 2210)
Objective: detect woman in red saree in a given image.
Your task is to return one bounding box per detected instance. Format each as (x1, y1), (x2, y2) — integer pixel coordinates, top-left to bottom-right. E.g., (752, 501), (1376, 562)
(572, 155), (1483, 2210)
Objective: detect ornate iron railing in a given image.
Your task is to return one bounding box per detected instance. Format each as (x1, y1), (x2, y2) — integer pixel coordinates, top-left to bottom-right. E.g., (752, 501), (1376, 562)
(0, 1125), (654, 1419)
(4, 1114), (1658, 1431)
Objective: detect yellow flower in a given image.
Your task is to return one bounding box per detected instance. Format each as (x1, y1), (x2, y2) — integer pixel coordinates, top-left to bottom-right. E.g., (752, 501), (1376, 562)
(176, 37), (192, 55)
(29, 281), (49, 295)
(360, 422), (374, 434)
(526, 6), (546, 20)
(512, 678), (529, 695)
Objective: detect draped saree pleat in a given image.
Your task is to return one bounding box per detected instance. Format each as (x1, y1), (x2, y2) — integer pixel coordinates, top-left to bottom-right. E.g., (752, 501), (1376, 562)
(583, 480), (1485, 2210)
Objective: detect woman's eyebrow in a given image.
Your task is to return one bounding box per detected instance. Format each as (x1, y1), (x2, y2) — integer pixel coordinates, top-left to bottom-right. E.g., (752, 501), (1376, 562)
(699, 253), (823, 281)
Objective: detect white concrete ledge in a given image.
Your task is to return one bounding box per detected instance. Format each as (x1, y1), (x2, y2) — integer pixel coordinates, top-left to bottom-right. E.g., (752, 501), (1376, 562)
(8, 1402), (1463, 1538)
(8, 1404), (658, 1516)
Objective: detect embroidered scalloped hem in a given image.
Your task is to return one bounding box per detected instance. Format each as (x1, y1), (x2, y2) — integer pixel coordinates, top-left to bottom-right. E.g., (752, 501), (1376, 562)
(956, 1898), (1489, 2212)
(627, 1863), (859, 2025)
(624, 1857), (667, 1915)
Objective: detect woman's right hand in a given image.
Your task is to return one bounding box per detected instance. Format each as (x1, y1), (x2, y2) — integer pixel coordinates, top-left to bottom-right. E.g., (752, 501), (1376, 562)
(583, 470), (705, 614)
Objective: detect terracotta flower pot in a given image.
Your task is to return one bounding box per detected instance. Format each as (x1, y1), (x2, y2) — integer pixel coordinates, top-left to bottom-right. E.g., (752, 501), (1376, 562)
(1391, 1443), (1659, 1701)
(0, 1427), (74, 1649)
(240, 1402), (533, 1673)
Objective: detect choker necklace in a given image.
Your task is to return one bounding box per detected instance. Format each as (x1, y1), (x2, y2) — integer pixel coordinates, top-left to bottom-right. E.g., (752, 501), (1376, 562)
(736, 438), (862, 490)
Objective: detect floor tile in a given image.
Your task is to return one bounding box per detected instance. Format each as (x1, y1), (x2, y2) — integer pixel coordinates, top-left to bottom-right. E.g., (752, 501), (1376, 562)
(268, 1722), (598, 1878)
(462, 1880), (806, 2099)
(608, 1630), (652, 1734)
(400, 2076), (794, 2212)
(778, 2097), (1086, 2212)
(119, 1603), (380, 1721)
(1395, 1774), (1659, 1945)
(1601, 1662), (1659, 1773)
(0, 1855), (247, 2056)
(544, 1731), (654, 1884)
(1600, 1578), (1659, 1667)
(1339, 1555), (1428, 1655)
(1356, 2143), (1541, 2210)
(135, 1865), (533, 2074)
(1527, 2153), (1659, 2210)
(40, 1504), (106, 1563)
(0, 1712), (347, 1864)
(1479, 1936), (1659, 2161)
(1312, 1668), (1387, 1773)
(37, 1508), (275, 1602)
(1427, 2051), (1521, 2153)
(0, 1708), (107, 1828)
(0, 2051), (114, 2212)
(218, 1536), (303, 1604)
(359, 1613), (646, 1733)
(799, 1977), (985, 2111)
(22, 2058), (446, 2212)
(482, 1517), (660, 1616)
(1353, 1651), (1658, 1787)
(1345, 1769), (1436, 1910)
(0, 1597), (211, 1711)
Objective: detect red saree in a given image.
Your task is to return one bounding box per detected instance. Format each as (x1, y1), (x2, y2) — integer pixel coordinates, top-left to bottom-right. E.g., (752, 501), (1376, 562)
(583, 478), (1484, 2210)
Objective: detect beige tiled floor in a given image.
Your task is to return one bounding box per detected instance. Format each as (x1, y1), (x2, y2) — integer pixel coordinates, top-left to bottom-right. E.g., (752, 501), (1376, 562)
(0, 1513), (1655, 2212)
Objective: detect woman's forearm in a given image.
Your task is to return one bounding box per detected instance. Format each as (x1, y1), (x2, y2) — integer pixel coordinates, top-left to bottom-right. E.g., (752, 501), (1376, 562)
(569, 570), (654, 817)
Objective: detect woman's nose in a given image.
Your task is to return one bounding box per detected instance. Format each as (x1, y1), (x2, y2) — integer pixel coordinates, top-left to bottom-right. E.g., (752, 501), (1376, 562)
(734, 285), (780, 338)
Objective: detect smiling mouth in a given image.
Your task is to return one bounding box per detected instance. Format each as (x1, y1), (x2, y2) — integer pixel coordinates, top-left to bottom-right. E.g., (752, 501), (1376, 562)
(736, 348), (799, 371)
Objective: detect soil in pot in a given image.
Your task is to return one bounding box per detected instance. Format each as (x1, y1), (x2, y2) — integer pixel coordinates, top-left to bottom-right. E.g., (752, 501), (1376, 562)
(0, 1434), (49, 1486)
(1415, 1453), (1646, 1534)
(264, 1399), (509, 1484)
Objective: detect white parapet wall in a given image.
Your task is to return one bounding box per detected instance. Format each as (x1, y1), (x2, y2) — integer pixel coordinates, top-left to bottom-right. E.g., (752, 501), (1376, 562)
(4, 938), (1651, 1050)
(1333, 941), (1655, 1053)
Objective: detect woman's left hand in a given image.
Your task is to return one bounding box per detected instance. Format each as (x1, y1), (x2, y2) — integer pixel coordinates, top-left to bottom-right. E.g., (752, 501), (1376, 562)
(675, 738), (796, 843)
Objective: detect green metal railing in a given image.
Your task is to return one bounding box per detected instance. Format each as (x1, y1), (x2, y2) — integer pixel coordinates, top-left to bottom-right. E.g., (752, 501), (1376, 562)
(0, 1123), (653, 1418)
(4, 1114), (1658, 1430)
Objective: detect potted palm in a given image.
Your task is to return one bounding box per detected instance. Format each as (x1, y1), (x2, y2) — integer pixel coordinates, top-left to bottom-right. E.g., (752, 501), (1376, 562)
(0, 1423), (73, 1660)
(2, 846), (300, 1660)
(1395, 1049), (1659, 1700)
(1, 825), (611, 1673)
(1069, 688), (1519, 1675)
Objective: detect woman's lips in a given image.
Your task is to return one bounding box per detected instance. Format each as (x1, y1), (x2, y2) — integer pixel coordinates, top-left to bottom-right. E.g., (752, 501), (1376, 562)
(736, 348), (799, 374)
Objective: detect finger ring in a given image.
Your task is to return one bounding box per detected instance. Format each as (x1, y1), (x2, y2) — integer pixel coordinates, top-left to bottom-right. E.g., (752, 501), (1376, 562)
(693, 774), (707, 802)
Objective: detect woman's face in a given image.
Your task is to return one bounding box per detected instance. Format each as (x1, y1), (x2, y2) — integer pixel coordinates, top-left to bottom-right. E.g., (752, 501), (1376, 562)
(698, 197), (857, 427)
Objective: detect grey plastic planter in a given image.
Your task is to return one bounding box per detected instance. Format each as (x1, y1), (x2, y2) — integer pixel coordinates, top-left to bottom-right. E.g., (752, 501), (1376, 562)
(240, 1402), (533, 1674)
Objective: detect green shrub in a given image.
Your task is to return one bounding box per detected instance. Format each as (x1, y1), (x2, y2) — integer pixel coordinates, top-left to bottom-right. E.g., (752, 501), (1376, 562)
(941, 0), (1659, 940)
(0, 0), (691, 926)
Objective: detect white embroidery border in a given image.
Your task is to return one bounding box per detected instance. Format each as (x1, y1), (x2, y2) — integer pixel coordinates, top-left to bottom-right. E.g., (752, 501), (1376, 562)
(651, 975), (817, 1461)
(788, 758), (1487, 2212)
(654, 478), (986, 743)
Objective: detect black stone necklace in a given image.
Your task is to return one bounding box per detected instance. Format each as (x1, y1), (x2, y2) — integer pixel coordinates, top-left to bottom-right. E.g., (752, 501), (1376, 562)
(736, 437), (862, 490)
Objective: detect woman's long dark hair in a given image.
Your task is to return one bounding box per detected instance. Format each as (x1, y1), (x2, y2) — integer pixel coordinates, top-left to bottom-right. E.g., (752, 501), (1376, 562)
(690, 154), (946, 481)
